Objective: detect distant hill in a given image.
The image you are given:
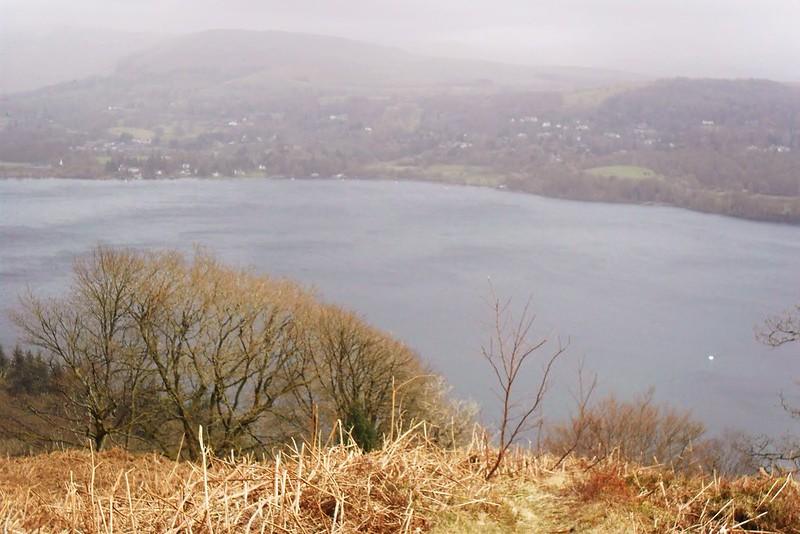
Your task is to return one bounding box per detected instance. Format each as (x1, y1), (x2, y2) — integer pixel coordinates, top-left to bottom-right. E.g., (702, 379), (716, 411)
(2, 30), (798, 223)
(596, 78), (800, 130)
(114, 29), (643, 93)
(0, 28), (164, 95)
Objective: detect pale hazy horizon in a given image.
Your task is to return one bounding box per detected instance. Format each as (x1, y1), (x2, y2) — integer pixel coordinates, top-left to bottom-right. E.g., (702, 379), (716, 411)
(2, 0), (800, 81)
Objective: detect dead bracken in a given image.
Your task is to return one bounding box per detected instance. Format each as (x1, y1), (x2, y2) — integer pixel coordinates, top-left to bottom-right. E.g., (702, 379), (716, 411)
(1, 428), (798, 534)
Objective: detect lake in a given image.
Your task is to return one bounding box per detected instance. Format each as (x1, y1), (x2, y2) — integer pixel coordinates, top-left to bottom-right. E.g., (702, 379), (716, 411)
(1, 178), (799, 437)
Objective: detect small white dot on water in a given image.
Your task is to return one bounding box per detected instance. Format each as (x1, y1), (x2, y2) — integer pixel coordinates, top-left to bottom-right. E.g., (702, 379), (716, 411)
(708, 355), (715, 361)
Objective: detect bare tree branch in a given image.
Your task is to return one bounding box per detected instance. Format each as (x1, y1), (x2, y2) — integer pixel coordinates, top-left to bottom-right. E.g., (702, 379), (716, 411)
(481, 287), (568, 479)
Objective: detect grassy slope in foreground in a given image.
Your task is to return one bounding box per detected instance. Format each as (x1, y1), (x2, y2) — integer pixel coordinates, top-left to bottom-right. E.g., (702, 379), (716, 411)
(0, 434), (798, 533)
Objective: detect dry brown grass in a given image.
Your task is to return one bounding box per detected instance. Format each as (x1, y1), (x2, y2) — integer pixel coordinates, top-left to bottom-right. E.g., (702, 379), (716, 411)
(0, 430), (799, 533)
(0, 427), (497, 533)
(560, 455), (800, 533)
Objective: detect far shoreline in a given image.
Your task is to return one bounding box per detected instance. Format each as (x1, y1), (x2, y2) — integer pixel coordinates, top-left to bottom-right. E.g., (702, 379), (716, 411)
(3, 173), (800, 228)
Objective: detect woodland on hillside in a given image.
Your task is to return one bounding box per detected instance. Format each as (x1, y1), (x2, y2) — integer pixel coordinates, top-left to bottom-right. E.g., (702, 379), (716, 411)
(2, 43), (799, 223)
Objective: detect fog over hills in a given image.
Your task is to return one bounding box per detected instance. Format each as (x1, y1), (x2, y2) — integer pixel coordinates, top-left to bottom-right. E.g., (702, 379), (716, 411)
(4, 0), (800, 81)
(1, 28), (798, 224)
(3, 28), (646, 96)
(123, 29), (605, 91)
(0, 28), (163, 95)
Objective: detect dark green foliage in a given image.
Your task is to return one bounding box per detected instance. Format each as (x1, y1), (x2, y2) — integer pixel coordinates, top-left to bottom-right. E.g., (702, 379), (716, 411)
(0, 344), (8, 373)
(2, 345), (55, 397)
(343, 402), (380, 452)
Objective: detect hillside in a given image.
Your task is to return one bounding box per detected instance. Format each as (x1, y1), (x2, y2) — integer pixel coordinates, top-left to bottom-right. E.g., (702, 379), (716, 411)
(113, 29), (639, 93)
(1, 436), (798, 533)
(1, 30), (799, 223)
(597, 78), (800, 129)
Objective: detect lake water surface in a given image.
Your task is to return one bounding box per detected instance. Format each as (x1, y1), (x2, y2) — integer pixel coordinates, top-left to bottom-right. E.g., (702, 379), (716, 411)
(2, 178), (799, 436)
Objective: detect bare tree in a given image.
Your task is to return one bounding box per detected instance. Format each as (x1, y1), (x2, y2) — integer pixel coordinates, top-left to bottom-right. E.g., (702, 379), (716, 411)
(9, 246), (468, 458)
(548, 363), (597, 469)
(11, 247), (312, 458)
(292, 304), (421, 451)
(758, 305), (800, 348)
(11, 247), (153, 450)
(737, 434), (800, 473)
(129, 250), (308, 458)
(691, 431), (763, 476)
(481, 291), (567, 479)
(748, 304), (800, 472)
(545, 389), (707, 470)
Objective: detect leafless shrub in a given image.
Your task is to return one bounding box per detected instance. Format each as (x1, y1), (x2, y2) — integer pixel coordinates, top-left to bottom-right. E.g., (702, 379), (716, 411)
(695, 432), (764, 476)
(545, 388), (707, 471)
(291, 303), (476, 451)
(749, 303), (800, 473)
(481, 290), (567, 479)
(736, 433), (800, 474)
(758, 305), (800, 348)
(292, 303), (418, 451)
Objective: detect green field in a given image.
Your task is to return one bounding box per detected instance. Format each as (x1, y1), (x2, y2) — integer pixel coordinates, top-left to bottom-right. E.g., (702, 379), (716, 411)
(367, 162), (507, 187)
(0, 160), (32, 167)
(158, 122), (217, 141)
(562, 83), (641, 109)
(0, 160), (49, 169)
(108, 126), (155, 140)
(585, 165), (658, 180)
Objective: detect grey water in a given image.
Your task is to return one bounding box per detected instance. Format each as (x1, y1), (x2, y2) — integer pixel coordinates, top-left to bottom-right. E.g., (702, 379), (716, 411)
(1, 178), (799, 437)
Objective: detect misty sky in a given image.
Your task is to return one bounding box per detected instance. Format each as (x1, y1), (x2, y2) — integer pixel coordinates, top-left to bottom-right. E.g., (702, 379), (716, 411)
(3, 0), (800, 80)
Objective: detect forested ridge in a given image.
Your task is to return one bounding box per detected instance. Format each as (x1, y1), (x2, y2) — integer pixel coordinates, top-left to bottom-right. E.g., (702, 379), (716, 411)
(1, 31), (799, 223)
